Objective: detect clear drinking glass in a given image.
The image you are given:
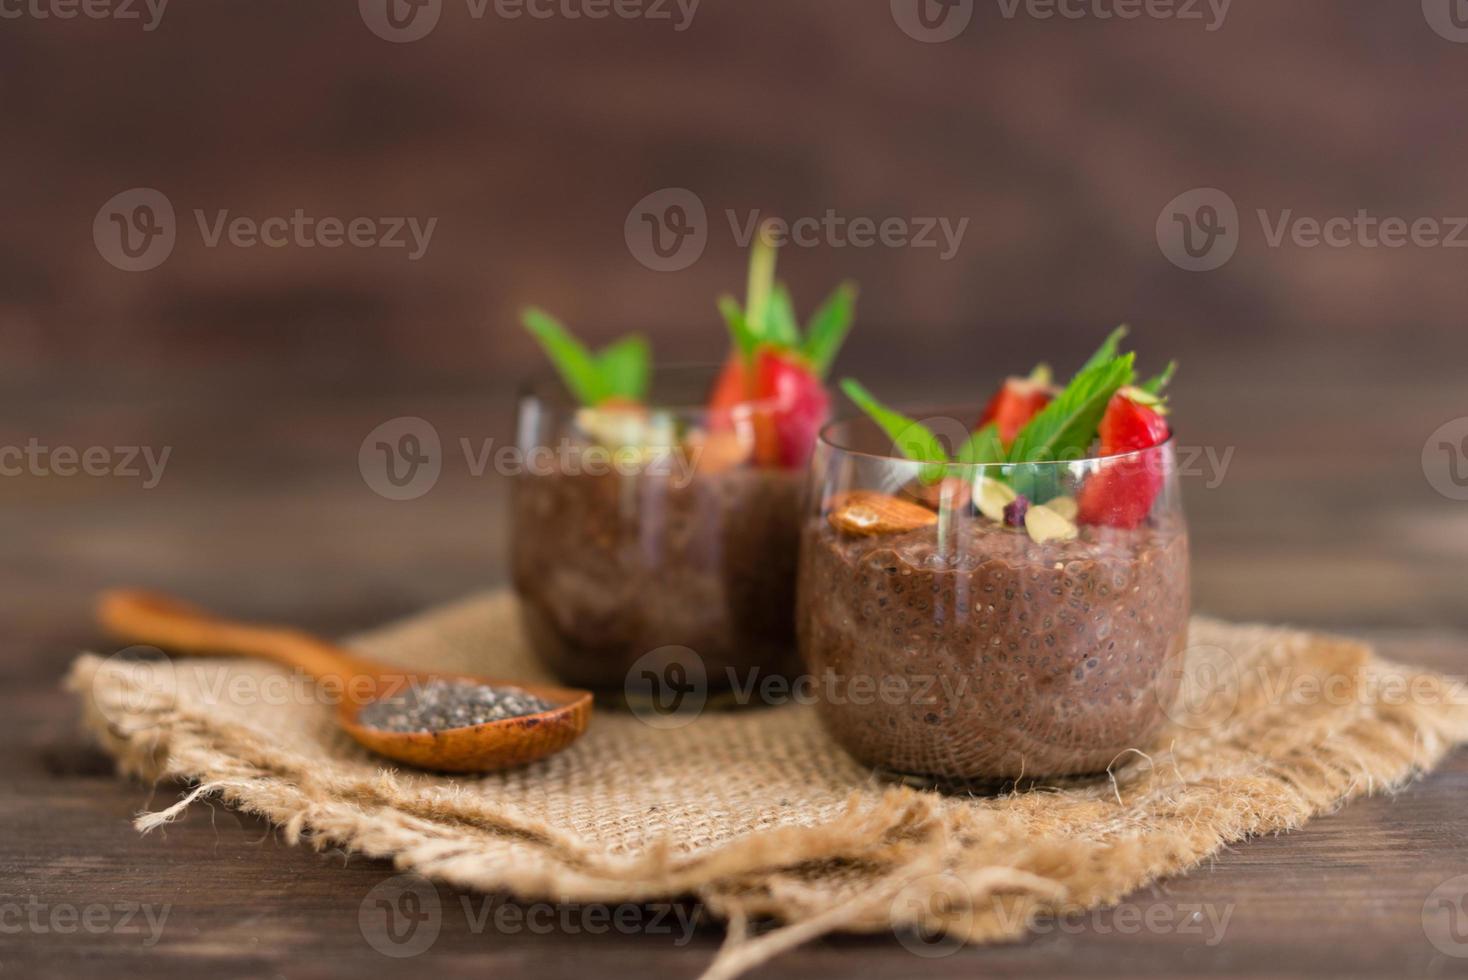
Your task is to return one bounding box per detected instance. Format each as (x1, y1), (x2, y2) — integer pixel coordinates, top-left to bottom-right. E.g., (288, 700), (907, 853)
(512, 366), (805, 692)
(797, 409), (1190, 781)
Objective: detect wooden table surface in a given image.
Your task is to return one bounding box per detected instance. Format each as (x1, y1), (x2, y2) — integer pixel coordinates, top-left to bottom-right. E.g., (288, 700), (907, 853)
(4, 362), (1466, 978)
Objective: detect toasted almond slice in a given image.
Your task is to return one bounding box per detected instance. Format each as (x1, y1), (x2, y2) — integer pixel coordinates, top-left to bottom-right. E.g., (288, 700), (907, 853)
(974, 477), (1017, 523)
(900, 476), (973, 512)
(1045, 495), (1078, 521)
(827, 491), (939, 537)
(1024, 503), (1079, 544)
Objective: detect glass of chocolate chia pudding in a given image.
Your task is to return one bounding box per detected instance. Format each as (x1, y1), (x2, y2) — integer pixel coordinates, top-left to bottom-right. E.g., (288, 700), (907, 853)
(797, 404), (1191, 782)
(511, 225), (858, 697)
(512, 365), (805, 692)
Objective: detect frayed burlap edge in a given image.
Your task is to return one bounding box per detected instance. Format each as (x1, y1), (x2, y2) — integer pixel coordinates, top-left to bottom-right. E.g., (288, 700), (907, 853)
(66, 611), (1468, 980)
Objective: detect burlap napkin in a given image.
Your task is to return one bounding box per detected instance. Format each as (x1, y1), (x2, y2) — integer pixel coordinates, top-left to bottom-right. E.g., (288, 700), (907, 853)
(68, 593), (1468, 979)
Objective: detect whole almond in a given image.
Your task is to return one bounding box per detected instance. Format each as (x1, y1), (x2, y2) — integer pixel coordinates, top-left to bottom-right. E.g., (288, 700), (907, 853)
(827, 491), (939, 536)
(1024, 503), (1079, 544)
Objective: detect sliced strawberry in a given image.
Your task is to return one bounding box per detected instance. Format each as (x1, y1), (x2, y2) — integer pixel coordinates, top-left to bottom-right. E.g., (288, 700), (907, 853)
(978, 368), (1057, 447)
(710, 349), (829, 468)
(1098, 387), (1170, 455)
(1077, 388), (1170, 528)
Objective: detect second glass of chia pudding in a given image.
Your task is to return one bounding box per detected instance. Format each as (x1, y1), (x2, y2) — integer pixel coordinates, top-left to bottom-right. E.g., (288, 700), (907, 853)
(511, 226), (859, 695)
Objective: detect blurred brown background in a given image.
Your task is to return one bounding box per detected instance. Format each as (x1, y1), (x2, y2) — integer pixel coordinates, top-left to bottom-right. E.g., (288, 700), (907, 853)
(2, 0), (1466, 652)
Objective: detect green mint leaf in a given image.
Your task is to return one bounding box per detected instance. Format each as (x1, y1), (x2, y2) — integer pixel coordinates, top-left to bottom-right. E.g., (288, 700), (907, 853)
(597, 334), (651, 402)
(744, 226), (777, 342)
(1075, 325), (1129, 377)
(956, 423), (1004, 465)
(840, 379), (951, 484)
(1007, 353), (1135, 463)
(802, 282), (857, 379)
(718, 295), (758, 365)
(1140, 360), (1177, 396)
(522, 307), (607, 407)
(766, 284), (802, 349)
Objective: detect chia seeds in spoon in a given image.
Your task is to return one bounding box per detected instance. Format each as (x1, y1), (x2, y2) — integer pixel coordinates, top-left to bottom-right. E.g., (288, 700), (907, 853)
(358, 678), (553, 733)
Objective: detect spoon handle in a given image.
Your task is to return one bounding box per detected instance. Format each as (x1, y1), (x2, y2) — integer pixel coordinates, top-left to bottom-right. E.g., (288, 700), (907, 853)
(97, 589), (378, 682)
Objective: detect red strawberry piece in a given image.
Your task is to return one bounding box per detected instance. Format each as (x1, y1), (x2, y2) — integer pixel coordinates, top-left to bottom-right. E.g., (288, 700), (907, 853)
(1077, 389), (1171, 529)
(978, 372), (1057, 447)
(1097, 387), (1170, 455)
(709, 349), (830, 469)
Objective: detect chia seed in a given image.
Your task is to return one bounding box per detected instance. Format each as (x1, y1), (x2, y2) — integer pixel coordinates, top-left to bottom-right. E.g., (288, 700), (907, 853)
(358, 678), (553, 733)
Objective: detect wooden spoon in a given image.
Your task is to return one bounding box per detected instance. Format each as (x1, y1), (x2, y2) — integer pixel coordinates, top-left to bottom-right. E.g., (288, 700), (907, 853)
(95, 589), (592, 773)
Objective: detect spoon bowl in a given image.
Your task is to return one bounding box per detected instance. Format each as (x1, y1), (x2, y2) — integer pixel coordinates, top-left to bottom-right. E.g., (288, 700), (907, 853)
(96, 590), (593, 773)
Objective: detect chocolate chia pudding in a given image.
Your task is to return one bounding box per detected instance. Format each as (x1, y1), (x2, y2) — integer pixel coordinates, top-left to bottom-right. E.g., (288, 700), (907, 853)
(797, 513), (1190, 779)
(513, 464), (803, 691)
